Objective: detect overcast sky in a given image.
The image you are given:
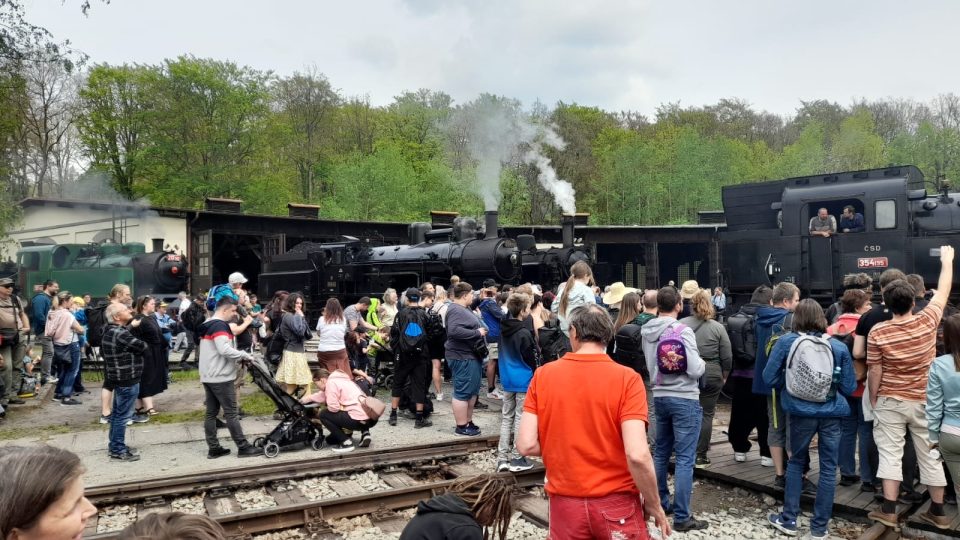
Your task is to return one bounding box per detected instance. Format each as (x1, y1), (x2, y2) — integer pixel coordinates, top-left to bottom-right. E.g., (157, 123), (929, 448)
(24, 0), (960, 117)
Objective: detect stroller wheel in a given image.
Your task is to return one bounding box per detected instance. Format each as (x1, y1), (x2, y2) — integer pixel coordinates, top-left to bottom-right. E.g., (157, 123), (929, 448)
(311, 434), (324, 451)
(263, 441), (280, 458)
(253, 437), (265, 448)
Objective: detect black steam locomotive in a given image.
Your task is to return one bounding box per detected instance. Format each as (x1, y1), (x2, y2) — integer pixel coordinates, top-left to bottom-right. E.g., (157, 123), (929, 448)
(719, 165), (960, 302)
(259, 211), (591, 307)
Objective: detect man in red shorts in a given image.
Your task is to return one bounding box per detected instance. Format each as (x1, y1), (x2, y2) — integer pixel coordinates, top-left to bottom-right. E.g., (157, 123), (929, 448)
(518, 304), (669, 539)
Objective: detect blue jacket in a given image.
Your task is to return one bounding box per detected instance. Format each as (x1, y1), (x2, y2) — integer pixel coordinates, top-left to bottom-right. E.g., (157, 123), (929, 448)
(839, 213), (865, 233)
(752, 306), (789, 395)
(926, 354), (960, 443)
(30, 293), (52, 335)
(477, 298), (504, 343)
(498, 318), (538, 393)
(74, 309), (88, 348)
(762, 332), (856, 418)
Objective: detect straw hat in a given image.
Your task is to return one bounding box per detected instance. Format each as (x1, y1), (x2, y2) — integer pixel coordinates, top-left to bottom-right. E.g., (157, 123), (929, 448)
(679, 280), (700, 300)
(602, 282), (637, 305)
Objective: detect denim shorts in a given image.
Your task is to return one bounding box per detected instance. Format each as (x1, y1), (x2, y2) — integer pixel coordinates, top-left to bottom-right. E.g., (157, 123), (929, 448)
(449, 358), (482, 401)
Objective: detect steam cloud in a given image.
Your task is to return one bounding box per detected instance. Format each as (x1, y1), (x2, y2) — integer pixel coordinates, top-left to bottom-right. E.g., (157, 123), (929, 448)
(450, 95), (576, 214)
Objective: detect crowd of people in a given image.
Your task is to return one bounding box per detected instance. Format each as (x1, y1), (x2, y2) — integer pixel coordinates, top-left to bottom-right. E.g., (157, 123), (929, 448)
(6, 246), (960, 538)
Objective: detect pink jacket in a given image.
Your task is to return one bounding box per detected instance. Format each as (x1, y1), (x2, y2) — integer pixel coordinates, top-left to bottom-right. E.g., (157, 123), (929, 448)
(45, 309), (78, 345)
(303, 370), (370, 421)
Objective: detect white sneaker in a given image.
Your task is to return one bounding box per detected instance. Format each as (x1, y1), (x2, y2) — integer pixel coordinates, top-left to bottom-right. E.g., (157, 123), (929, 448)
(761, 456), (774, 467)
(435, 392), (444, 401)
(734, 452), (747, 463)
(487, 389), (505, 400)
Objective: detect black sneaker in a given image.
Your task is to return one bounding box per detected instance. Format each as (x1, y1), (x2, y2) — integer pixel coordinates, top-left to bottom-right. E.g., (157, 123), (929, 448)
(331, 440), (355, 453)
(695, 455), (711, 469)
(674, 517), (709, 532)
(215, 418), (227, 428)
(455, 424), (482, 437)
(509, 457), (535, 472)
(947, 491), (957, 505)
(415, 417), (433, 429)
(109, 451), (141, 462)
(861, 482), (876, 493)
(774, 475), (785, 490)
(60, 398), (82, 406)
(802, 478), (817, 495)
(402, 409), (417, 420)
(839, 474), (860, 487)
(388, 411), (398, 426)
(358, 432), (372, 448)
(208, 446), (231, 459)
(898, 490), (923, 504)
(474, 400), (489, 410)
(237, 445), (261, 458)
(497, 460), (510, 472)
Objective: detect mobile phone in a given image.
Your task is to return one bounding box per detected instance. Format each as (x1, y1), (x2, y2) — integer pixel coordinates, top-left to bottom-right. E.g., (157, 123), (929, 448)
(931, 248), (942, 257)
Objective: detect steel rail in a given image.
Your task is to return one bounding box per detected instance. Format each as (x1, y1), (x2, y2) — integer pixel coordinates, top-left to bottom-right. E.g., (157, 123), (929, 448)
(87, 435), (500, 506)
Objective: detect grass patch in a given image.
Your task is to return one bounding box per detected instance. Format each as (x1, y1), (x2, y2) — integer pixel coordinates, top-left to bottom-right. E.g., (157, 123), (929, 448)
(240, 391), (277, 416)
(80, 368), (201, 384)
(0, 423), (77, 441)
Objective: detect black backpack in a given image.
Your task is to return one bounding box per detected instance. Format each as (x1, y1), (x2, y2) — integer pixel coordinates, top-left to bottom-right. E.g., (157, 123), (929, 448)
(612, 323), (649, 379)
(396, 308), (429, 355)
(85, 304), (109, 347)
(538, 321), (570, 363)
(727, 309), (758, 371)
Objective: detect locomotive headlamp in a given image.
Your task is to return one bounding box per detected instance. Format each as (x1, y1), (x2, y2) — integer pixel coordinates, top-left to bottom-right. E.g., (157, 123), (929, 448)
(510, 253), (518, 264)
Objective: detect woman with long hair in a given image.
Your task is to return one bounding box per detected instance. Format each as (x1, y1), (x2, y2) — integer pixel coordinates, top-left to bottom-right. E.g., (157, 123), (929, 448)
(551, 260), (595, 338)
(679, 289), (732, 468)
(613, 291), (643, 332)
(275, 293), (313, 395)
(0, 446), (97, 539)
(927, 315), (960, 510)
(400, 474), (514, 540)
(261, 290), (289, 367)
(132, 295), (167, 416)
(315, 297), (351, 374)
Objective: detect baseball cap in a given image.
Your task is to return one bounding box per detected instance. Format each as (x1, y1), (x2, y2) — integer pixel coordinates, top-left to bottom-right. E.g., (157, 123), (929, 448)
(482, 278), (498, 289)
(404, 287), (422, 302)
(0, 277), (13, 287)
(228, 272), (248, 285)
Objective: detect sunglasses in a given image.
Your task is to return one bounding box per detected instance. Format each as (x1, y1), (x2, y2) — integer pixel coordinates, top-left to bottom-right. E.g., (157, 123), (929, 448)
(0, 284), (13, 289)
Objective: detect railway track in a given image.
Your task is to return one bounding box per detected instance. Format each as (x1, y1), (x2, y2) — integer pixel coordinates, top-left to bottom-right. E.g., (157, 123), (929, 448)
(84, 435), (547, 539)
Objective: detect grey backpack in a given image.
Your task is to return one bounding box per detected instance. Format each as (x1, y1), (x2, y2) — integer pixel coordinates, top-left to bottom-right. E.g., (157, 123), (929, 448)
(784, 333), (835, 403)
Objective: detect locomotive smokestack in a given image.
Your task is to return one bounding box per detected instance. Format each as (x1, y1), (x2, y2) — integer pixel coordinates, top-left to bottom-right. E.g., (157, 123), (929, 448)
(485, 210), (499, 239)
(561, 214), (575, 248)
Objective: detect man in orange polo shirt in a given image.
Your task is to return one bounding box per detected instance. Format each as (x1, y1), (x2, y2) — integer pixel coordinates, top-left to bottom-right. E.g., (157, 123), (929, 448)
(518, 304), (669, 539)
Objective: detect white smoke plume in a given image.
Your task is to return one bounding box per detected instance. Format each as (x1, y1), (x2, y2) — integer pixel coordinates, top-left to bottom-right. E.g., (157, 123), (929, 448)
(449, 94), (576, 214)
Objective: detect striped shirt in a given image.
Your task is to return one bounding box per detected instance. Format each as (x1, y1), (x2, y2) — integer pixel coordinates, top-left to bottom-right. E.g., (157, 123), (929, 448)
(867, 302), (943, 402)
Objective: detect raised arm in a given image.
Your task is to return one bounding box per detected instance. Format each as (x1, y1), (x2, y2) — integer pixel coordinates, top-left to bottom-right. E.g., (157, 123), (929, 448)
(931, 245), (955, 309)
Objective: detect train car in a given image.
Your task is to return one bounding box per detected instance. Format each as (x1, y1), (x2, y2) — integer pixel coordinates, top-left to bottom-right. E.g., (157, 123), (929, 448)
(259, 211), (591, 309)
(15, 242), (188, 301)
(719, 165), (959, 302)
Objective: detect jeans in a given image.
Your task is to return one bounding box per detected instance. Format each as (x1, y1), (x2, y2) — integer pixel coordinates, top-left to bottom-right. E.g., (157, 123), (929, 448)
(654, 396), (702, 524)
(782, 415), (841, 536)
(109, 383), (139, 455)
(839, 396), (859, 476)
(54, 342), (81, 398)
(643, 376), (656, 444)
(697, 362), (723, 456)
(860, 419), (879, 485)
(498, 391), (526, 461)
(727, 375), (770, 456)
(38, 334), (53, 376)
(203, 381), (248, 450)
(180, 331), (196, 362)
(548, 492), (649, 540)
(319, 409), (375, 445)
(0, 337), (25, 399)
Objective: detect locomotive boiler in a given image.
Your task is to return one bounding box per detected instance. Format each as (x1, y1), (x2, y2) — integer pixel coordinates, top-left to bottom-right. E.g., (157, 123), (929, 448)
(14, 241), (188, 300)
(719, 165), (960, 302)
(259, 211), (590, 308)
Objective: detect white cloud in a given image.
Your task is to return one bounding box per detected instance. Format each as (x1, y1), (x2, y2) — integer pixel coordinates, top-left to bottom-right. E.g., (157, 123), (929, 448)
(22, 0), (960, 115)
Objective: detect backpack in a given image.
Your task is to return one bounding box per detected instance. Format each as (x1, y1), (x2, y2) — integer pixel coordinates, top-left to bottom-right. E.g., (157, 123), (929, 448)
(205, 284), (235, 311)
(727, 310), (758, 371)
(181, 302), (207, 343)
(537, 321), (569, 363)
(784, 333), (837, 403)
(655, 322), (689, 377)
(612, 323), (648, 379)
(765, 312), (794, 357)
(85, 304), (109, 347)
(398, 308), (429, 355)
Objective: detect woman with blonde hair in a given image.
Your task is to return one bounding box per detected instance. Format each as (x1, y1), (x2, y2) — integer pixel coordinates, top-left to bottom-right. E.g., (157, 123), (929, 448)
(550, 261), (595, 338)
(680, 288), (732, 468)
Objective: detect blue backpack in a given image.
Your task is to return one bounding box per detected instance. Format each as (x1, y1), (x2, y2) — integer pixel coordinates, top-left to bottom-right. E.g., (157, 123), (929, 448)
(205, 284), (236, 311)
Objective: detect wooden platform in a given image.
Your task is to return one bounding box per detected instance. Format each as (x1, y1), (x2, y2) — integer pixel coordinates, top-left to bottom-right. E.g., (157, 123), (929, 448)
(696, 442), (902, 518)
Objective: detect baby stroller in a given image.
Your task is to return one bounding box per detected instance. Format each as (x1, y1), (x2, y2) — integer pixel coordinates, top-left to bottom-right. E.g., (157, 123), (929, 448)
(247, 358), (324, 458)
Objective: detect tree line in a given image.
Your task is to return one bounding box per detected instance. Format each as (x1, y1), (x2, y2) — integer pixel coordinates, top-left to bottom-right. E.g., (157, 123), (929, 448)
(3, 2), (960, 238)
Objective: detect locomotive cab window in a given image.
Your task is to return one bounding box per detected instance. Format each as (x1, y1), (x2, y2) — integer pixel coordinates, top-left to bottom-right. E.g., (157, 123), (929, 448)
(874, 199), (896, 230)
(806, 199), (863, 236)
